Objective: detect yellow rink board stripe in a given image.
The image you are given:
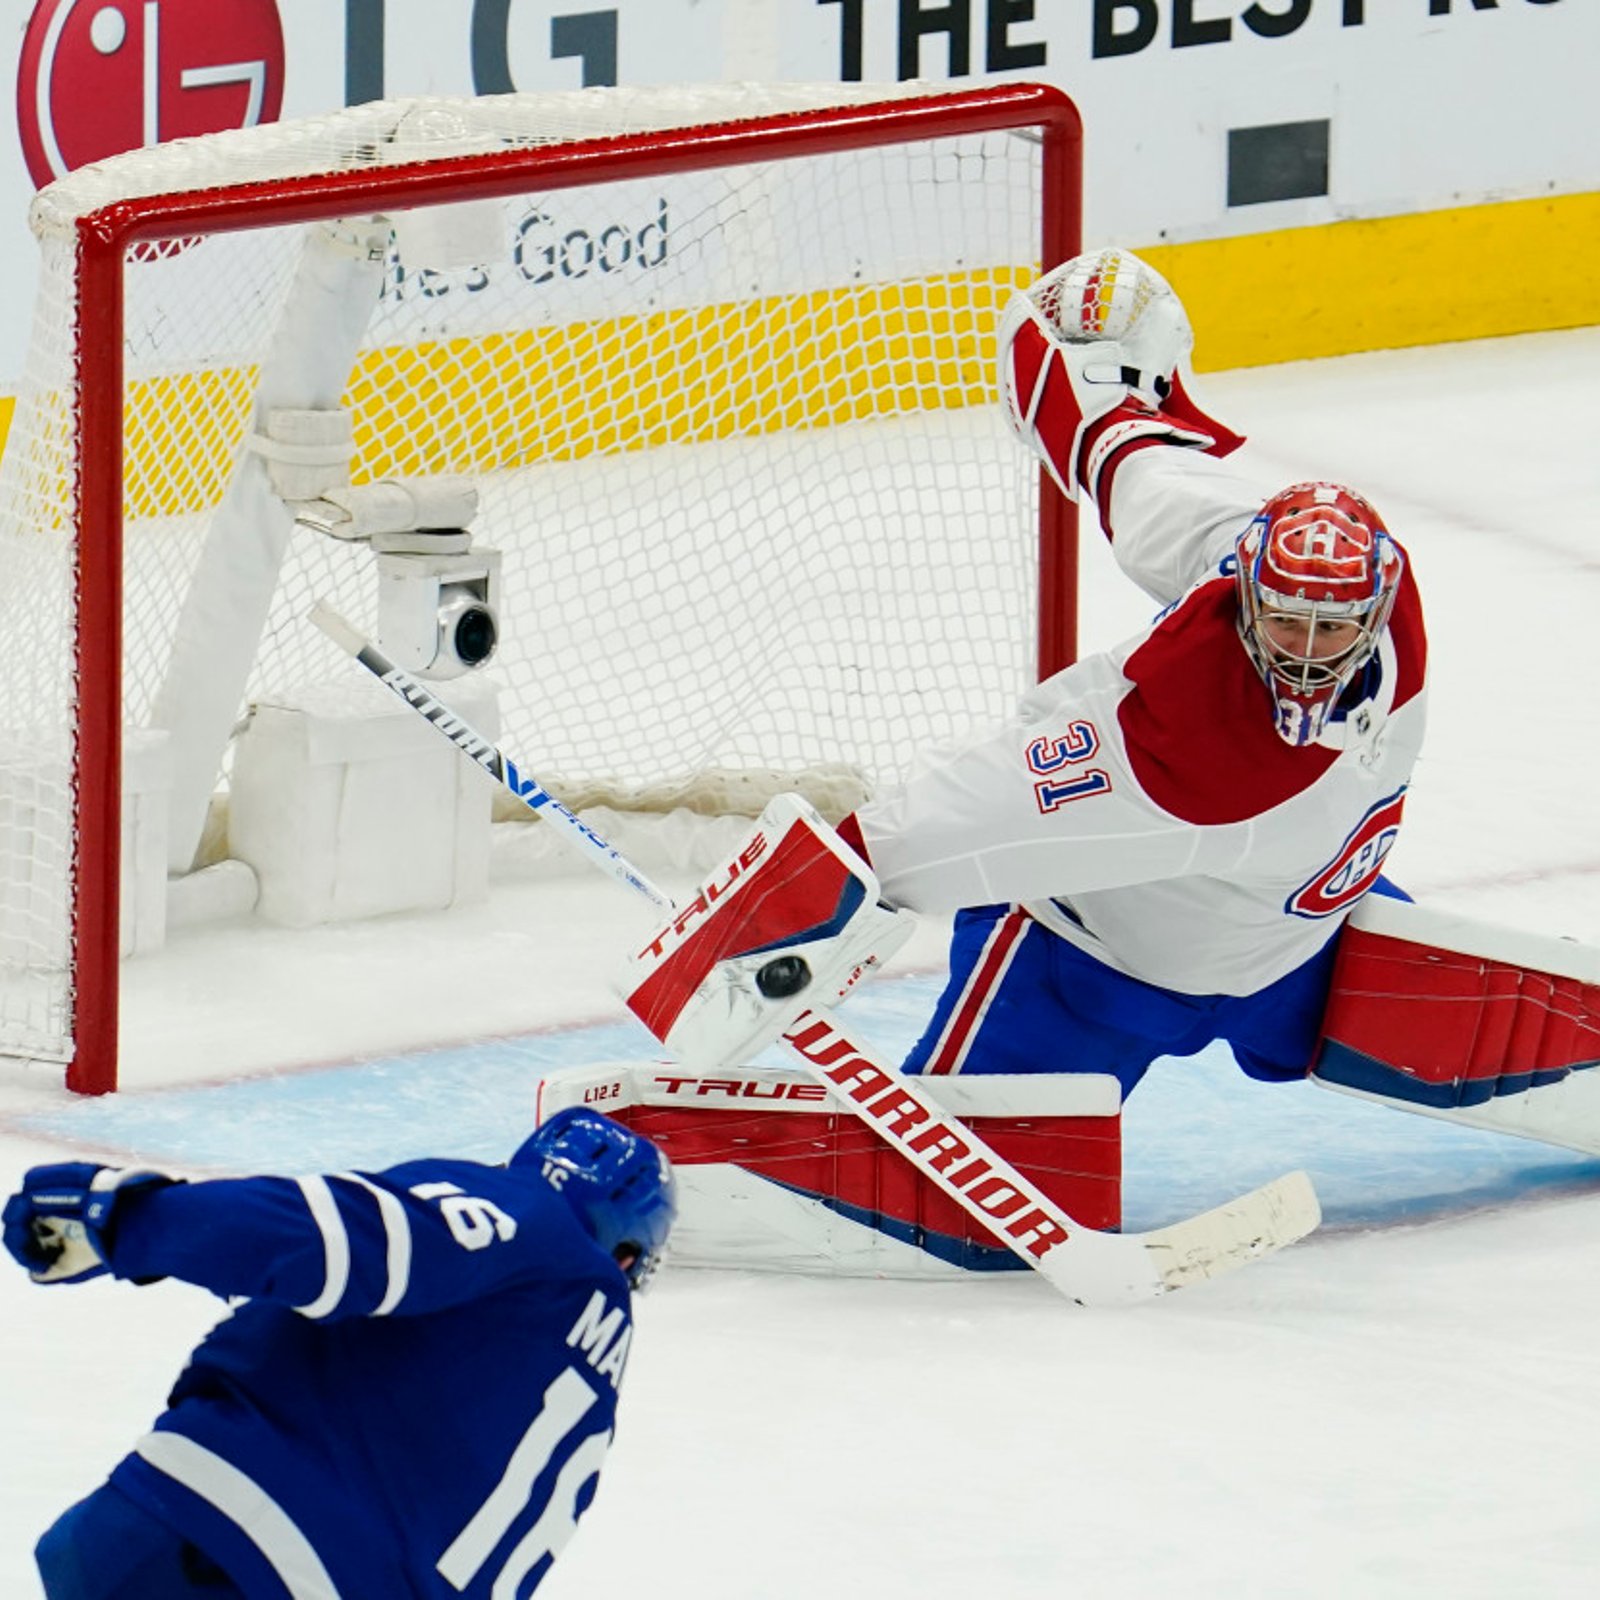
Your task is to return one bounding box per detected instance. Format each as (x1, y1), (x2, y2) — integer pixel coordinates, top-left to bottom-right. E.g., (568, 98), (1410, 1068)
(1143, 190), (1600, 373)
(0, 191), (1596, 498)
(111, 266), (1030, 518)
(345, 266), (1031, 482)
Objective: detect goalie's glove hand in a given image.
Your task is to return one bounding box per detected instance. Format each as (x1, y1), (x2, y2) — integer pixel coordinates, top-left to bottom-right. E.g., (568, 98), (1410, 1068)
(2, 1163), (176, 1284)
(999, 248), (1207, 499)
(1010, 248), (1192, 399)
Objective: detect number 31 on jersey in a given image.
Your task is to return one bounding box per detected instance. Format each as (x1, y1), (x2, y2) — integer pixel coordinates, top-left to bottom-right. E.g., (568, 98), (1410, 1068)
(1027, 721), (1111, 814)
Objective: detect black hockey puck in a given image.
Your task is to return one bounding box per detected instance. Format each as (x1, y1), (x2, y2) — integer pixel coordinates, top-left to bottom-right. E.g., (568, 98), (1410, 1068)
(755, 955), (811, 1000)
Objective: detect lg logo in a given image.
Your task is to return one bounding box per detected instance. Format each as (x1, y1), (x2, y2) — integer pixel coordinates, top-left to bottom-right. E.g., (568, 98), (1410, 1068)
(16, 0), (285, 189)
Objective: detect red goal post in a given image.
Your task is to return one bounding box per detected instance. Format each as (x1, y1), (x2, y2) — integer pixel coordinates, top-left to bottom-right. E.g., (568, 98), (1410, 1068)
(2, 81), (1082, 1094)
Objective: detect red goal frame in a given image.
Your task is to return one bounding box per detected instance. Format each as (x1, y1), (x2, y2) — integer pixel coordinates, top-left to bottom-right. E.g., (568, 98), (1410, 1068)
(66, 81), (1083, 1093)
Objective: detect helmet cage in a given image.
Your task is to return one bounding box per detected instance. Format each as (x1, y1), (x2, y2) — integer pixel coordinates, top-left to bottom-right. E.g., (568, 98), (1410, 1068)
(1234, 484), (1402, 746)
(1241, 587), (1389, 697)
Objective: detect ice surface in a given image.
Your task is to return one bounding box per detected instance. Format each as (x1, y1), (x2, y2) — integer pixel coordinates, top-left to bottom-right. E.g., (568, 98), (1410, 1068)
(3, 327), (1600, 1598)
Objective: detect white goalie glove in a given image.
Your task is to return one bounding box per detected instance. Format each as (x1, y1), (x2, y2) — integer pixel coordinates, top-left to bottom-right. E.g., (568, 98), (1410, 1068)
(999, 248), (1239, 504)
(1007, 247), (1194, 403)
(617, 793), (913, 1073)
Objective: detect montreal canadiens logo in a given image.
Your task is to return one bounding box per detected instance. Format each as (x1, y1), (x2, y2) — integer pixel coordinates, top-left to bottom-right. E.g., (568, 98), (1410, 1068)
(16, 0), (284, 191)
(1287, 789), (1407, 919)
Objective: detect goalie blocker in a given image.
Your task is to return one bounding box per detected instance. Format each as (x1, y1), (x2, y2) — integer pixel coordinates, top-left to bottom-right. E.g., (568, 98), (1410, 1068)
(1313, 895), (1600, 1154)
(618, 793), (912, 1073)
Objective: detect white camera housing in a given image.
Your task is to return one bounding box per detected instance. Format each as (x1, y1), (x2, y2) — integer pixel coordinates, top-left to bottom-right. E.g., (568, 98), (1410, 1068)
(374, 537), (502, 681)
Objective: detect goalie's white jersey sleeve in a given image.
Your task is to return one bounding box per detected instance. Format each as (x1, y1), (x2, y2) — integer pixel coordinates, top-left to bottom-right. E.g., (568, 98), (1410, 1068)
(855, 449), (1429, 998)
(1098, 439), (1283, 607)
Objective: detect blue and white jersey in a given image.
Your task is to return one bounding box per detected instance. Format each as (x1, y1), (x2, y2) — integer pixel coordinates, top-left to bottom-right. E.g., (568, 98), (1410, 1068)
(102, 1160), (634, 1599)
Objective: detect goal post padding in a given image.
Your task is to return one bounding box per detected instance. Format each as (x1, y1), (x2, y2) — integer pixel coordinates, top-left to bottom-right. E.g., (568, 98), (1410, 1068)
(0, 81), (1082, 1091)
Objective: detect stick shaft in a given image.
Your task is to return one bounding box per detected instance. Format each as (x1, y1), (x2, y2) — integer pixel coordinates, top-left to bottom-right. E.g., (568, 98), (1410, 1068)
(310, 602), (672, 911)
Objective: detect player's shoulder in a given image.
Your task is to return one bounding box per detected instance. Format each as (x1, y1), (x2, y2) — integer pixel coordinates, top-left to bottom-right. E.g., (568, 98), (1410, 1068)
(374, 1153), (528, 1198)
(369, 1156), (608, 1263)
(1115, 576), (1343, 824)
(1387, 559), (1427, 710)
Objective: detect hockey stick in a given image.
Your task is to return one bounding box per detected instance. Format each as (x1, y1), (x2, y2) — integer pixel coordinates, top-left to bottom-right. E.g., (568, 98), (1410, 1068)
(310, 601), (1320, 1304)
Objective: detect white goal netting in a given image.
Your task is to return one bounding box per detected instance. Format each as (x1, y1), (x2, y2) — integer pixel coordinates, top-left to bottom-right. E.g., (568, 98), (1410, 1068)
(0, 82), (1067, 1076)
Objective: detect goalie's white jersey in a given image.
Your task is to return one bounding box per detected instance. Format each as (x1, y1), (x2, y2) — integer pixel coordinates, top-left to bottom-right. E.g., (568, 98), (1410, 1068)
(857, 446), (1428, 997)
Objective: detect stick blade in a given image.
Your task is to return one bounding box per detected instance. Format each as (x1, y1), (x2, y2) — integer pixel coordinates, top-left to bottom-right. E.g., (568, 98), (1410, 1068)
(1141, 1169), (1321, 1293)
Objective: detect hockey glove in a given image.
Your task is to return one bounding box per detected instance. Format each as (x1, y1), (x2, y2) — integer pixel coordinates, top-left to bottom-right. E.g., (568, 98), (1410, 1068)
(2, 1163), (176, 1284)
(618, 792), (913, 1073)
(999, 249), (1239, 502)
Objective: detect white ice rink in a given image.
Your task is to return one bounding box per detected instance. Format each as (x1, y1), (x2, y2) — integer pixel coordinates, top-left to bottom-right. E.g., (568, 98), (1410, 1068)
(4, 325), (1600, 1597)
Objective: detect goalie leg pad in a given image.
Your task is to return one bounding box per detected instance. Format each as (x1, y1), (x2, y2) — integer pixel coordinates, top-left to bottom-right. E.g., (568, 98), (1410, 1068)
(617, 794), (913, 1073)
(540, 1062), (1124, 1274)
(1311, 897), (1600, 1154)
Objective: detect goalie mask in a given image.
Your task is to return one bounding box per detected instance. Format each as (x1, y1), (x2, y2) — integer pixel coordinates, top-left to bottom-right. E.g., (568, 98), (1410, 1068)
(515, 1108), (677, 1289)
(1235, 482), (1403, 747)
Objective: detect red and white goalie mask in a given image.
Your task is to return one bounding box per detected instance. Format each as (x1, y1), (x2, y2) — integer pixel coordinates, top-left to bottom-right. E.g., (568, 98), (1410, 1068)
(1234, 482), (1404, 747)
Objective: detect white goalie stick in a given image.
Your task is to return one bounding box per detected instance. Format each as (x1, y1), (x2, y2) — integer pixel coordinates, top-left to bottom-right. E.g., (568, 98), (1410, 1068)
(310, 601), (1320, 1305)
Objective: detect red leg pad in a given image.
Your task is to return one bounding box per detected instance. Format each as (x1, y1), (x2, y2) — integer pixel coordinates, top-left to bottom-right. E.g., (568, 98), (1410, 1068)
(612, 1074), (1121, 1271)
(1314, 916), (1600, 1109)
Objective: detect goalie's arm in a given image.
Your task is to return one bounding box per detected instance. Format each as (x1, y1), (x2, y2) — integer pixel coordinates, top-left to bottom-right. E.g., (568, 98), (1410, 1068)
(617, 720), (1250, 1070)
(837, 682), (1251, 919)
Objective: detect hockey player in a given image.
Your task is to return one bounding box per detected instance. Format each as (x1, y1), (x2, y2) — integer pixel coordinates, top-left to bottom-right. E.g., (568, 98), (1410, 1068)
(837, 246), (1426, 1094)
(2, 1107), (676, 1600)
(622, 248), (1425, 1105)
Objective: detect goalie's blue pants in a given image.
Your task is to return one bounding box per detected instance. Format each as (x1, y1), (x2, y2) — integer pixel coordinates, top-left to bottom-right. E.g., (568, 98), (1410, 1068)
(36, 1483), (242, 1599)
(903, 882), (1408, 1097)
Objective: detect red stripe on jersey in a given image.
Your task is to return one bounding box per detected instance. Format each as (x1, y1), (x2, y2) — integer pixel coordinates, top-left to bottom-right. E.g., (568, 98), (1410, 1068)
(1384, 567), (1427, 711)
(924, 908), (1031, 1075)
(1077, 377), (1248, 541)
(1118, 571), (1427, 822)
(1088, 430), (1166, 540)
(1118, 580), (1340, 823)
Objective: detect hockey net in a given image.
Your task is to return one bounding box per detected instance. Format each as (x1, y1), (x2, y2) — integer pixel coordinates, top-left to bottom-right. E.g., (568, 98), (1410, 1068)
(0, 80), (1081, 1091)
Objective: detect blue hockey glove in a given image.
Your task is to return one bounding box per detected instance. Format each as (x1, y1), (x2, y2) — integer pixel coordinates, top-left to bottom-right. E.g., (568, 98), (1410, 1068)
(2, 1163), (175, 1284)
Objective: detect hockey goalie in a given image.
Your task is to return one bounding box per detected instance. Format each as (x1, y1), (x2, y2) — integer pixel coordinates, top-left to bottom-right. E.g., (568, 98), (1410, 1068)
(594, 248), (1600, 1279)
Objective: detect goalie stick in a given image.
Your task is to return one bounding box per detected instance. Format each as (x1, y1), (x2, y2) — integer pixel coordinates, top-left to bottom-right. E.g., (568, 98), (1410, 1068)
(309, 601), (1320, 1305)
